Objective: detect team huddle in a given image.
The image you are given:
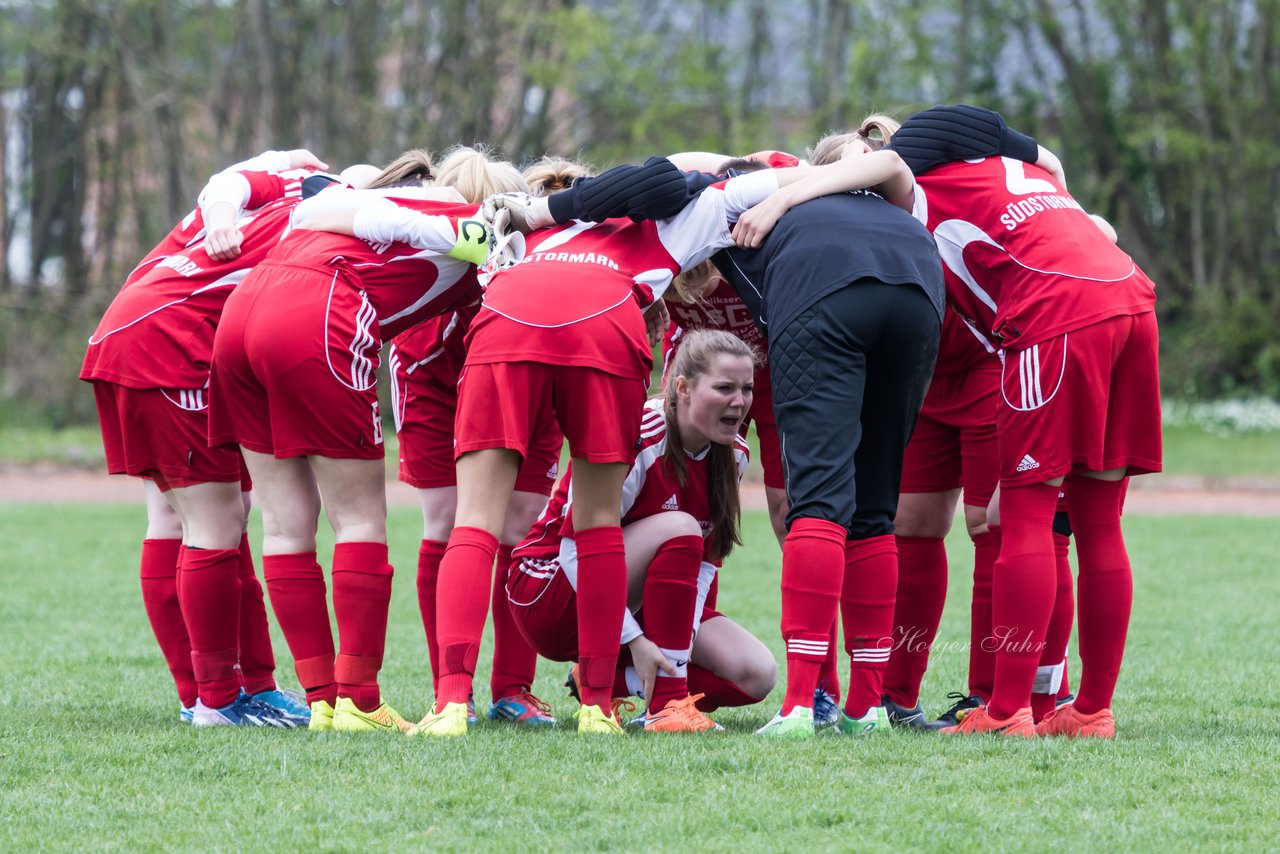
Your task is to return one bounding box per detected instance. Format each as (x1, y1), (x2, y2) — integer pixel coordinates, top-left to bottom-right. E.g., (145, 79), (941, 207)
(81, 104), (1161, 739)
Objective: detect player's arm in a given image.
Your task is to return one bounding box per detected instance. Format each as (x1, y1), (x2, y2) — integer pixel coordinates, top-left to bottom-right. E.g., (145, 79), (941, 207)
(727, 151), (915, 249)
(492, 157), (722, 233)
(293, 189), (491, 265)
(889, 104), (1040, 175)
(1089, 213), (1118, 243)
(666, 151), (733, 172)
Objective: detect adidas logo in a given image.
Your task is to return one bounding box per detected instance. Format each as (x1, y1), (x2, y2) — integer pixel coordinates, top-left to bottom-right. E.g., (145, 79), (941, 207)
(1016, 454), (1040, 472)
(545, 462), (558, 479)
(662, 495), (679, 511)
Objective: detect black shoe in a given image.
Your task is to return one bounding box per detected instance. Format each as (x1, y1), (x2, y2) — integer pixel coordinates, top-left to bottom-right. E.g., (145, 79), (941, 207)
(1055, 693), (1075, 708)
(934, 691), (984, 727)
(564, 665), (581, 702)
(881, 695), (945, 731)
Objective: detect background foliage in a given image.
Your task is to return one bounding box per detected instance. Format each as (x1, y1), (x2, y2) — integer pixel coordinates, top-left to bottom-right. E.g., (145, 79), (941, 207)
(2, 0), (1277, 426)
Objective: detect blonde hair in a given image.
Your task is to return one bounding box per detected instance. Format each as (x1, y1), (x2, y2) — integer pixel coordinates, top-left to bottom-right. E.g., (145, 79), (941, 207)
(435, 145), (528, 203)
(367, 149), (435, 189)
(523, 156), (593, 196)
(808, 113), (902, 166)
(671, 258), (718, 304)
(662, 329), (759, 561)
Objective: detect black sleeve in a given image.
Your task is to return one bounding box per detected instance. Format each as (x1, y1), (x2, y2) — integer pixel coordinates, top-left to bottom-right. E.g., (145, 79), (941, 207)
(546, 156), (719, 223)
(888, 104), (1039, 175)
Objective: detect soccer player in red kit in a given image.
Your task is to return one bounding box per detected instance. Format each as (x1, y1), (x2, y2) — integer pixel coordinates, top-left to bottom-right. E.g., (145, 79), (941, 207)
(890, 105), (1161, 738)
(208, 147), (526, 734)
(666, 147), (844, 722)
(413, 158), (796, 736)
(387, 156), (582, 727)
(82, 148), (336, 727)
(510, 331), (775, 732)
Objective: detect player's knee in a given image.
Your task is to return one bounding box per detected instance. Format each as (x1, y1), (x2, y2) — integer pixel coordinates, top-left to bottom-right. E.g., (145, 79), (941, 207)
(653, 511), (702, 541)
(964, 504), (990, 539)
(737, 647), (778, 699)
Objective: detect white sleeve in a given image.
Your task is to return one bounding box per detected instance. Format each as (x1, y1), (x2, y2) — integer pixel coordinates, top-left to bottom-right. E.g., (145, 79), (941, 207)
(909, 179), (928, 226)
(620, 610), (644, 645)
(654, 169), (781, 270)
(220, 150), (291, 174)
(352, 201), (459, 252)
(198, 172), (252, 218)
(690, 561), (719, 638)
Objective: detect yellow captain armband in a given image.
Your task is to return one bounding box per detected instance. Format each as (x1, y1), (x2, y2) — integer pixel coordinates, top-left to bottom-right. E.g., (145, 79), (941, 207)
(447, 218), (491, 266)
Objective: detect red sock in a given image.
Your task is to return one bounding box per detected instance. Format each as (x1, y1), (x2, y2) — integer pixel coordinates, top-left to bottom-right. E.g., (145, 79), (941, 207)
(574, 526), (628, 710)
(883, 535), (947, 708)
(988, 481), (1060, 720)
(491, 544), (537, 701)
(968, 527), (998, 701)
(435, 526), (497, 706)
(415, 539), (447, 695)
(689, 665), (766, 711)
(841, 535), (898, 718)
(235, 534), (276, 696)
(640, 534), (704, 712)
(262, 552), (335, 705)
(1058, 659), (1073, 701)
(780, 518), (846, 715)
(1066, 477), (1132, 715)
(332, 542), (394, 712)
(1032, 532), (1075, 722)
(179, 547), (242, 709)
(139, 538), (197, 708)
(818, 618), (841, 702)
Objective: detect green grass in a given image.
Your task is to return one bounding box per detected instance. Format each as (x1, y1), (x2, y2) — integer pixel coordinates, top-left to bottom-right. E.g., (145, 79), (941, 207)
(2, 506), (1278, 849)
(7, 421), (1280, 481)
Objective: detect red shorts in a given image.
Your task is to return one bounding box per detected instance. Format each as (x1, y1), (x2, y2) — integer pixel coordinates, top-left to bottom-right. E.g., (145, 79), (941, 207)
(998, 312), (1162, 487)
(507, 558), (579, 662)
(455, 362), (647, 465)
(208, 261), (385, 460)
(93, 381), (250, 492)
(745, 367), (784, 490)
(900, 359), (1000, 507)
(507, 556), (729, 663)
(391, 346), (562, 495)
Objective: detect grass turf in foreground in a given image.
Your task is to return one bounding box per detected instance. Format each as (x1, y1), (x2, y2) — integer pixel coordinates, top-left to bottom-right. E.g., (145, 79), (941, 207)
(1, 505), (1278, 850)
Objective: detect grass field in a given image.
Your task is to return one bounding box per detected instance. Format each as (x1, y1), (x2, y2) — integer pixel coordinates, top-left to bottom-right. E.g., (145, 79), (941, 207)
(6, 418), (1280, 480)
(2, 505), (1278, 850)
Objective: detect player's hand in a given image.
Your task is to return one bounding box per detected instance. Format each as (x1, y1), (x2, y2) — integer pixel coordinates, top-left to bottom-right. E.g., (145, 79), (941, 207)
(482, 192), (552, 234)
(287, 148), (329, 171)
(643, 298), (670, 348)
(203, 224), (244, 261)
(485, 208), (526, 272)
(628, 635), (676, 702)
(731, 192), (790, 249)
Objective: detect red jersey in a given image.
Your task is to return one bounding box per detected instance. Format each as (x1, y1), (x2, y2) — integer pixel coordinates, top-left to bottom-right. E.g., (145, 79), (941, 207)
(935, 309), (998, 376)
(912, 157), (1156, 348)
(665, 278), (767, 360)
(515, 399), (750, 565)
(387, 304), (477, 429)
(121, 150), (304, 285)
(275, 191), (484, 339)
(467, 170), (781, 379)
(82, 167), (317, 389)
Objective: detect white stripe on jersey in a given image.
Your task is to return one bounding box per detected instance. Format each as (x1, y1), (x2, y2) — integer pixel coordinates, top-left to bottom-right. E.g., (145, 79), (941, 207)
(349, 294), (379, 390)
(388, 348), (406, 432)
(86, 269), (252, 345)
(933, 219), (1000, 315)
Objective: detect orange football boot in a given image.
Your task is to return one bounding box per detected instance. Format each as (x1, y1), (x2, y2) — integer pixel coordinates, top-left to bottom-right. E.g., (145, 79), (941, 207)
(1035, 703), (1116, 738)
(941, 704), (1036, 737)
(643, 694), (723, 733)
